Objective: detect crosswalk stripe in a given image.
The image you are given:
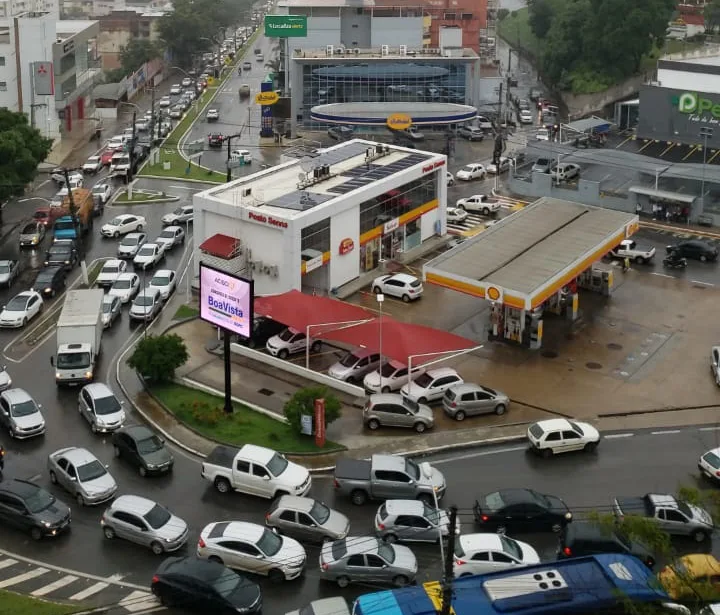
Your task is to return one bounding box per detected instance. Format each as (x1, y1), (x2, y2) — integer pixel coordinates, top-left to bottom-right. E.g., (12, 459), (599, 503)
(69, 581), (110, 600)
(119, 590), (160, 613)
(31, 575), (79, 596)
(0, 559), (18, 570)
(0, 567), (49, 588)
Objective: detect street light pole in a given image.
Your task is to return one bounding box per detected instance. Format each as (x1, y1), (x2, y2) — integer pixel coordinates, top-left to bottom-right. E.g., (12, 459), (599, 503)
(376, 293), (384, 390)
(701, 127), (713, 213)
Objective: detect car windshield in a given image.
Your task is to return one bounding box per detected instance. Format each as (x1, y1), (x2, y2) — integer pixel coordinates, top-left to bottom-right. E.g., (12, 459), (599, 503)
(10, 399), (37, 417)
(160, 229), (176, 239)
(172, 207), (184, 215)
(454, 541), (466, 558)
(528, 424), (545, 439)
(0, 263), (10, 274)
(377, 542), (395, 564)
(339, 353), (359, 368)
(143, 503), (171, 529)
(500, 535), (522, 559)
(33, 211), (48, 220)
(77, 460), (107, 482)
(137, 435), (164, 454)
(309, 500), (331, 524)
(120, 236), (139, 246)
(135, 295), (154, 306)
(380, 362), (399, 377)
(22, 224), (37, 234)
(267, 452), (288, 477)
(278, 328), (294, 342)
(48, 247), (69, 256)
(257, 528), (283, 556)
(102, 301), (115, 314)
(484, 492), (505, 511)
(138, 247), (154, 257)
(402, 397), (419, 413)
(704, 452), (720, 469)
(25, 488), (55, 513)
(109, 217), (125, 227)
(405, 458), (420, 480)
(113, 279), (132, 290)
(151, 275), (171, 286)
(413, 373), (433, 388)
(678, 501), (694, 517)
(94, 394), (121, 415)
(102, 265), (119, 274)
(92, 185), (104, 193)
(57, 351), (91, 369)
(6, 296), (28, 311)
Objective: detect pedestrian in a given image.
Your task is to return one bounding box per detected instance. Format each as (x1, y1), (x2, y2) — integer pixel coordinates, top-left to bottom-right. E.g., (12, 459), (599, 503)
(623, 256), (630, 273)
(635, 202), (642, 216)
(665, 208), (672, 223)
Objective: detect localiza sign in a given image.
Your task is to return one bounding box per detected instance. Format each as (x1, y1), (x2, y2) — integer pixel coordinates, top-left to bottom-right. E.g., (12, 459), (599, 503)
(264, 15), (308, 37)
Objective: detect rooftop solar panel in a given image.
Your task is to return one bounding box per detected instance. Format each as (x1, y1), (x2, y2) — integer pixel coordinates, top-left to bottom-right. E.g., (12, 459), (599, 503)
(265, 190), (334, 211)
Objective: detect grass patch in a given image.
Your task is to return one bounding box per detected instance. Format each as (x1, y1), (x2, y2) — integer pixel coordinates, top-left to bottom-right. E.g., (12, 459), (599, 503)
(115, 191), (174, 203)
(151, 382), (343, 453)
(141, 149), (226, 183)
(0, 589), (84, 615)
(173, 304), (199, 320)
(88, 258), (108, 287)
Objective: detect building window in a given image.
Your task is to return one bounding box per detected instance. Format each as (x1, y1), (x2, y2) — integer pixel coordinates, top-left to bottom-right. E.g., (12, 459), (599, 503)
(0, 82), (7, 91)
(358, 176), (436, 235)
(301, 218), (330, 257)
(0, 57), (5, 66)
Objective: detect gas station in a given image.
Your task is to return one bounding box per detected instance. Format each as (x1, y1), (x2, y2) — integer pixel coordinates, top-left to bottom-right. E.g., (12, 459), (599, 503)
(422, 197), (640, 349)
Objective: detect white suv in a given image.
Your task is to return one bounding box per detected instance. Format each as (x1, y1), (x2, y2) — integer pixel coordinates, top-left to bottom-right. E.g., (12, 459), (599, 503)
(456, 163), (487, 181)
(371, 273), (423, 302)
(266, 328), (321, 359)
(401, 368), (463, 404)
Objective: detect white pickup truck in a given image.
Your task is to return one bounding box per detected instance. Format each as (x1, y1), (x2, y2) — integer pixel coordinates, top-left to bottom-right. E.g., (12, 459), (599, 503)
(608, 239), (656, 264)
(201, 444), (312, 499)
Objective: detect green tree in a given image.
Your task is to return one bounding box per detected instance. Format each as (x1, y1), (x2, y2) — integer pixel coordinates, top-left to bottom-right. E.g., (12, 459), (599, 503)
(127, 333), (189, 383)
(497, 8), (510, 21)
(706, 0), (720, 32)
(0, 109), (52, 203)
(542, 0), (592, 87)
(527, 0), (555, 39)
(283, 386), (342, 435)
(119, 39), (162, 76)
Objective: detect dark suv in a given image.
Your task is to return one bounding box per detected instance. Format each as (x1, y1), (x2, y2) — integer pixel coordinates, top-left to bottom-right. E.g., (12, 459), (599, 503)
(208, 133), (224, 148)
(0, 478), (71, 540)
(558, 522), (654, 569)
(234, 316), (285, 349)
(33, 266), (66, 298)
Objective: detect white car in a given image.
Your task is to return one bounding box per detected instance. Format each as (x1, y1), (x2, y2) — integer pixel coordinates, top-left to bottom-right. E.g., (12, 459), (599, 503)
(161, 205), (193, 226)
(181, 77), (192, 87)
(133, 242), (166, 270)
(148, 269), (177, 301)
(96, 259), (127, 287)
(487, 157), (511, 175)
(108, 273), (140, 304)
(266, 328), (321, 360)
(197, 521), (306, 582)
(519, 109), (534, 124)
(101, 294), (121, 328)
(92, 183), (113, 205)
(527, 418), (601, 457)
(82, 156), (103, 174)
(230, 149), (252, 164)
(51, 169), (83, 185)
(78, 383), (126, 434)
(0, 388), (45, 439)
(453, 533), (540, 578)
(206, 109), (219, 121)
(371, 273), (423, 302)
(106, 136), (127, 150)
(0, 291), (43, 328)
(155, 226), (185, 251)
(129, 287), (163, 322)
(158, 95), (172, 108)
(101, 214), (146, 238)
(117, 232), (148, 260)
(447, 207), (468, 224)
(536, 127), (550, 141)
(169, 84), (182, 95)
(363, 360), (425, 394)
(456, 163), (486, 181)
(401, 367), (464, 404)
(446, 172), (455, 186)
(456, 195), (500, 215)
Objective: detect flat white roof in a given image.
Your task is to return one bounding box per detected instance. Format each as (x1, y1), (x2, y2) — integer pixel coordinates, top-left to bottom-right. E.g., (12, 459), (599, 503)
(197, 139), (442, 220)
(56, 19), (98, 36)
(675, 54), (720, 66)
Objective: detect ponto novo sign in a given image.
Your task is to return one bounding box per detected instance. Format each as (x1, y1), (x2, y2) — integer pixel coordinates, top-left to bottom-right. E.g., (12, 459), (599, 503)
(386, 113), (412, 130)
(676, 91), (720, 118)
(248, 211), (288, 228)
(422, 160), (446, 174)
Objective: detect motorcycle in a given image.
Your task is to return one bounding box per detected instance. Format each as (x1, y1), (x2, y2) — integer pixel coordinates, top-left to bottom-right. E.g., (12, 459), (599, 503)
(663, 256), (687, 269)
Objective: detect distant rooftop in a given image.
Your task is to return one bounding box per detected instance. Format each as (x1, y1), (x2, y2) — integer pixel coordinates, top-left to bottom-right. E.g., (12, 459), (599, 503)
(56, 18), (98, 36)
(295, 46), (478, 59)
(279, 0), (374, 6)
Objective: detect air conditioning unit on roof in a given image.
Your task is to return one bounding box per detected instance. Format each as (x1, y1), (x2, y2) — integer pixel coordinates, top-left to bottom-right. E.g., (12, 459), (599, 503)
(399, 44), (407, 56)
(326, 45), (334, 56)
(381, 44), (389, 56)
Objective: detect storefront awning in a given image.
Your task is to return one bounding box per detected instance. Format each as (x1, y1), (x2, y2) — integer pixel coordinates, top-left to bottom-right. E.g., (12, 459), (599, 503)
(628, 186), (696, 204)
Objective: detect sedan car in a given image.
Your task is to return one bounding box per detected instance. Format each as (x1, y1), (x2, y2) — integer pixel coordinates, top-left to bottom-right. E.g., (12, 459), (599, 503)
(363, 361), (424, 394)
(526, 418), (601, 457)
(151, 556), (262, 613)
(129, 287), (163, 322)
(400, 367), (463, 404)
(206, 109), (219, 122)
(0, 388), (45, 439)
(78, 383), (126, 433)
(266, 496), (350, 543)
(456, 162), (487, 181)
(181, 77), (192, 87)
(0, 291), (43, 328)
(319, 536), (417, 588)
(148, 270), (176, 301)
(101, 294), (121, 329)
(375, 500), (457, 544)
(101, 214), (146, 238)
(473, 488), (573, 533)
(48, 446), (118, 506)
(168, 105), (184, 119)
(117, 232), (148, 259)
(96, 259), (127, 288)
(108, 273), (141, 304)
(19, 222), (45, 248)
(208, 133), (224, 148)
(371, 273), (423, 302)
(442, 383), (510, 420)
(197, 521), (306, 582)
(666, 240), (719, 262)
(487, 157), (511, 175)
(32, 266), (65, 300)
(161, 205), (193, 226)
(156, 226), (185, 251)
(699, 446), (720, 483)
(169, 84), (182, 95)
(158, 95), (172, 108)
(112, 424), (174, 476)
(363, 394), (434, 433)
(453, 533), (540, 577)
(446, 207), (468, 224)
(82, 156), (103, 174)
(44, 244), (78, 270)
(0, 260), (19, 287)
(133, 242), (166, 270)
(102, 495), (188, 554)
(0, 478), (71, 541)
(92, 183), (113, 205)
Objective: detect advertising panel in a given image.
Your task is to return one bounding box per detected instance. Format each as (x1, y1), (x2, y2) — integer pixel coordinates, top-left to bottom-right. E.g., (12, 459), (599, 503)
(264, 15), (308, 37)
(199, 264), (254, 338)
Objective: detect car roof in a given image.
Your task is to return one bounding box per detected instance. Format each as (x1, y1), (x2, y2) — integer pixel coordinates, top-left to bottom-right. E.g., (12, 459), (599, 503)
(447, 383), (486, 395)
(0, 478), (43, 499)
(110, 494), (156, 515)
(152, 269), (174, 277)
(209, 521), (265, 542)
(1, 388), (33, 404)
(648, 493), (679, 508)
(138, 287), (161, 298)
(119, 424), (154, 440)
(425, 367), (459, 378)
(103, 259), (123, 267)
(139, 242), (160, 248)
(494, 488), (536, 504)
(124, 233), (145, 239)
(385, 499), (425, 515)
(533, 418), (572, 432)
(55, 446), (97, 465)
(13, 290), (36, 299)
(276, 495), (316, 513)
(344, 536), (380, 556)
(388, 273), (417, 284)
(238, 443), (276, 463)
(115, 214), (137, 221)
(115, 273), (137, 281)
(161, 225), (183, 232)
(459, 533), (503, 551)
(82, 382), (115, 399)
(369, 393), (406, 406)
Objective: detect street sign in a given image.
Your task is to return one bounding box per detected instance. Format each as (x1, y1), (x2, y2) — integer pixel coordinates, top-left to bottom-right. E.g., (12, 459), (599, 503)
(188, 152), (203, 161)
(264, 15), (307, 37)
(187, 139), (204, 154)
(255, 91), (280, 105)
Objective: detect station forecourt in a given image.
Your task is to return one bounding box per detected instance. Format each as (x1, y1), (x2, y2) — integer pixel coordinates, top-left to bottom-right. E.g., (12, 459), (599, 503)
(422, 197), (639, 349)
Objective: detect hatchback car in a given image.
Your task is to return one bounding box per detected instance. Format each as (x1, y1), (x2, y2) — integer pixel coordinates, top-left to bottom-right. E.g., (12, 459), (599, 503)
(101, 214), (146, 238)
(487, 157), (511, 174)
(0, 478), (71, 541)
(102, 495), (188, 554)
(0, 260), (19, 287)
(44, 244), (78, 270)
(158, 95), (172, 107)
(32, 266), (66, 299)
(666, 240), (719, 262)
(0, 388), (45, 439)
(197, 520), (306, 582)
(156, 226), (185, 251)
(458, 126), (485, 141)
(456, 162), (487, 181)
(0, 291), (43, 328)
(19, 222), (45, 248)
(130, 287), (163, 322)
(101, 294), (121, 329)
(699, 446), (720, 483)
(446, 207), (468, 224)
(401, 367), (463, 404)
(375, 500), (458, 544)
(442, 383), (509, 420)
(92, 182), (113, 205)
(364, 394), (434, 433)
(266, 328), (321, 359)
(328, 349), (381, 383)
(557, 521), (655, 568)
(78, 383), (126, 434)
(48, 446), (118, 506)
(319, 536), (417, 588)
(161, 205), (194, 226)
(112, 424), (174, 476)
(550, 162), (580, 183)
(363, 360), (425, 394)
(206, 109), (219, 122)
(117, 232), (147, 259)
(265, 495), (350, 543)
(109, 273), (141, 304)
(96, 259), (127, 288)
(474, 488), (573, 533)
(527, 418), (601, 457)
(372, 273), (423, 302)
(453, 533), (540, 577)
(149, 270), (177, 301)
(151, 556), (262, 613)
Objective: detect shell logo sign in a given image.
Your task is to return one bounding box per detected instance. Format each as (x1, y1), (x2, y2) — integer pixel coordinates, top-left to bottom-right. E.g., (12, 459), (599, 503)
(386, 113), (412, 131)
(486, 285), (504, 303)
(255, 91), (280, 105)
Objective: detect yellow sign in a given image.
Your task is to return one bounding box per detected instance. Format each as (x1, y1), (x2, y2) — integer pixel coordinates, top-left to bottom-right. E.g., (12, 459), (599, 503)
(255, 91), (280, 105)
(386, 113), (412, 131)
(224, 56), (232, 65)
(207, 76), (215, 86)
(486, 285), (504, 303)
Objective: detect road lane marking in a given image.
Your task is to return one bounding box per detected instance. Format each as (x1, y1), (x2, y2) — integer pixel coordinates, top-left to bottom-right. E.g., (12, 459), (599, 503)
(0, 567), (49, 588)
(708, 148), (720, 165)
(659, 143), (675, 157)
(651, 429), (681, 435)
(69, 582), (110, 600)
(604, 433), (634, 439)
(683, 145), (700, 161)
(700, 426), (720, 431)
(119, 590), (161, 613)
(691, 280), (714, 286)
(650, 272), (675, 279)
(432, 445), (527, 464)
(168, 185), (202, 191)
(0, 559), (18, 570)
(32, 575), (79, 596)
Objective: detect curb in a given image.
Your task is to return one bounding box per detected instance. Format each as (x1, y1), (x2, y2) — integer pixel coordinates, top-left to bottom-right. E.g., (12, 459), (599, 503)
(136, 173), (222, 185)
(111, 196), (181, 205)
(640, 220), (720, 239)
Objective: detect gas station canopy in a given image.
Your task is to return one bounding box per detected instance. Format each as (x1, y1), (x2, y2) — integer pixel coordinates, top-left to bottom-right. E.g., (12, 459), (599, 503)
(423, 198), (638, 310)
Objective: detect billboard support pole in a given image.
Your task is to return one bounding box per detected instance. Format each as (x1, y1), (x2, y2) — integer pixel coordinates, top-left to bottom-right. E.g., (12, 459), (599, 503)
(223, 331), (233, 414)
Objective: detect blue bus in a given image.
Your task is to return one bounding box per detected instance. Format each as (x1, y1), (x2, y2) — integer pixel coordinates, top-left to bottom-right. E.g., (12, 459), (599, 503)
(353, 554), (687, 615)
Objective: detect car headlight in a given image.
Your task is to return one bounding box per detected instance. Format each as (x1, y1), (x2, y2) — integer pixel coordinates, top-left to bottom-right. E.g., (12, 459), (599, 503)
(45, 288), (51, 293)
(565, 512), (572, 520)
(42, 520), (50, 527)
(85, 371), (92, 379)
(64, 260), (70, 265)
(32, 238), (38, 244)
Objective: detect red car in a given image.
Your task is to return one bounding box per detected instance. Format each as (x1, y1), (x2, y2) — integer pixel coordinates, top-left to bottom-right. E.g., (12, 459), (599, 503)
(208, 133), (224, 148)
(100, 149), (115, 166)
(33, 206), (65, 227)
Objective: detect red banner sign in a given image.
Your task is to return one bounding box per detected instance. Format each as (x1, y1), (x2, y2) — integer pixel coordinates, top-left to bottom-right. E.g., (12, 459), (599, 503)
(314, 398), (326, 448)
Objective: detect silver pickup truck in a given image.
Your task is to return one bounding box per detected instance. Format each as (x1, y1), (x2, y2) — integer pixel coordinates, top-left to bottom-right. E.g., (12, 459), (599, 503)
(333, 454), (446, 506)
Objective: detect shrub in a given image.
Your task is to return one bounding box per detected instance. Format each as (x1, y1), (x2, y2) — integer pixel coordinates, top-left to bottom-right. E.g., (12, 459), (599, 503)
(283, 386), (342, 434)
(127, 333), (189, 383)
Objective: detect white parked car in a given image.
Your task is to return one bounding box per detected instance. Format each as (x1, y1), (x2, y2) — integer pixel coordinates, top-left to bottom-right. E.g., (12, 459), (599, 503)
(453, 533), (540, 578)
(108, 273), (140, 304)
(371, 273), (423, 302)
(148, 269), (177, 301)
(446, 172), (455, 186)
(267, 328), (321, 359)
(363, 360), (425, 394)
(82, 156), (103, 174)
(526, 418), (601, 457)
(155, 226), (185, 251)
(446, 207), (468, 224)
(78, 383), (126, 434)
(487, 157), (511, 175)
(550, 163), (581, 183)
(456, 163), (486, 181)
(181, 77), (192, 87)
(230, 149), (252, 164)
(401, 367), (463, 404)
(169, 84), (182, 95)
(117, 233), (148, 259)
(101, 214), (146, 238)
(92, 183), (113, 205)
(158, 96), (172, 108)
(456, 195), (500, 215)
(96, 259), (127, 287)
(133, 242), (166, 270)
(0, 291), (43, 328)
(197, 521), (306, 582)
(161, 205), (193, 226)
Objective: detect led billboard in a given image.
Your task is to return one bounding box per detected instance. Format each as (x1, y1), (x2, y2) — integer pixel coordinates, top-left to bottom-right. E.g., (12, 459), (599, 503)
(199, 264), (254, 339)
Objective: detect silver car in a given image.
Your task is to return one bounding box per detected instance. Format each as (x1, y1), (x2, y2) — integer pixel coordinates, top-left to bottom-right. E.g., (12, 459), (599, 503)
(48, 446), (118, 506)
(101, 294), (121, 329)
(442, 383), (510, 420)
(0, 260), (19, 287)
(78, 383), (126, 433)
(117, 232), (147, 259)
(0, 366), (12, 392)
(374, 499), (460, 543)
(363, 394), (434, 433)
(266, 496), (350, 543)
(0, 388), (45, 439)
(129, 287), (162, 322)
(285, 598), (351, 615)
(101, 495), (188, 554)
(155, 225), (185, 251)
(319, 536), (417, 588)
(19, 222), (45, 248)
(327, 349), (382, 384)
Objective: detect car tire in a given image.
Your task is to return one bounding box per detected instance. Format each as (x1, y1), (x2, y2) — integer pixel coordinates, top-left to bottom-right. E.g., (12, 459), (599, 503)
(383, 533), (398, 544)
(367, 419), (380, 430)
(482, 207), (490, 215)
(113, 231), (119, 238)
(150, 541), (164, 555)
(21, 318), (26, 327)
(454, 410), (466, 421)
(701, 255), (708, 262)
(103, 526), (115, 539)
(76, 493), (85, 506)
(139, 466), (147, 477)
(401, 294), (410, 302)
(208, 555), (223, 565)
(113, 446), (121, 458)
(495, 404), (507, 416)
(278, 348), (289, 359)
(336, 576), (350, 588)
(692, 529), (708, 542)
(350, 489), (368, 506)
(541, 448), (553, 459)
(584, 441), (598, 453)
(418, 397), (427, 404)
(136, 224), (144, 232)
(635, 256), (646, 265)
(457, 204), (466, 211)
(30, 526), (43, 541)
(381, 386), (391, 394)
(49, 470), (57, 484)
(268, 569), (285, 584)
(414, 422), (427, 433)
(311, 341), (322, 352)
(393, 575), (409, 588)
(214, 477), (231, 493)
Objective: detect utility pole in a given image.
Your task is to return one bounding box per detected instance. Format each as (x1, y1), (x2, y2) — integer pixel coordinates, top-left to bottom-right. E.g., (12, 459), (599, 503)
(440, 506), (458, 615)
(497, 81), (504, 128)
(127, 111), (137, 183)
(62, 167), (83, 261)
(224, 132), (244, 183)
(150, 87), (155, 143)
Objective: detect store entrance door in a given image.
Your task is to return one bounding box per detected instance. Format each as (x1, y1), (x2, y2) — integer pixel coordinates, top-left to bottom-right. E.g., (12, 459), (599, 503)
(381, 228), (403, 260)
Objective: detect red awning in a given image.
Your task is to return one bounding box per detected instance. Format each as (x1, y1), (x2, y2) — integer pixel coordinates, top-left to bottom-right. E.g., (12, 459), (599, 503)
(316, 316), (478, 365)
(200, 234), (242, 259)
(254, 290), (375, 332)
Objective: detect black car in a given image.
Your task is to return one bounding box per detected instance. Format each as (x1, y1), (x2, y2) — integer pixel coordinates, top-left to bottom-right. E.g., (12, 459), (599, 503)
(32, 266), (66, 298)
(112, 424), (174, 476)
(557, 522), (655, 569)
(0, 478), (71, 541)
(44, 245), (78, 270)
(151, 556), (262, 614)
(328, 126), (354, 141)
(235, 316), (285, 350)
(208, 134), (224, 148)
(474, 488), (572, 533)
(666, 240), (719, 262)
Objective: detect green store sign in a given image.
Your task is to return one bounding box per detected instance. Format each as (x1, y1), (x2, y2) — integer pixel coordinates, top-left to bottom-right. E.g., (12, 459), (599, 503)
(264, 15), (308, 37)
(676, 91), (720, 118)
